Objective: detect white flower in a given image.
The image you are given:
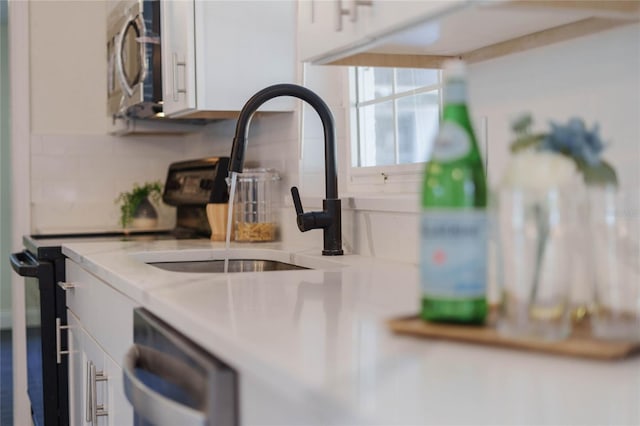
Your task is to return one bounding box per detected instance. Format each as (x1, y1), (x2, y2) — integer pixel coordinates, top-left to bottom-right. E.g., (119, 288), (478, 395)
(501, 150), (578, 191)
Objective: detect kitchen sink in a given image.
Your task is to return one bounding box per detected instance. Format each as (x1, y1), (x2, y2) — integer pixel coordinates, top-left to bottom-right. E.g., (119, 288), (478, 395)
(132, 248), (345, 274)
(148, 259), (308, 273)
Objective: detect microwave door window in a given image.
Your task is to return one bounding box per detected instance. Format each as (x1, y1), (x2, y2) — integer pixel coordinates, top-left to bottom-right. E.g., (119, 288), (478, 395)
(122, 21), (143, 90)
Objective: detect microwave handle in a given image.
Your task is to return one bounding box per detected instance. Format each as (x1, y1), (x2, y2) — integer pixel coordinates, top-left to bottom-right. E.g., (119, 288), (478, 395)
(123, 345), (206, 426)
(10, 251), (39, 277)
(115, 13), (148, 98)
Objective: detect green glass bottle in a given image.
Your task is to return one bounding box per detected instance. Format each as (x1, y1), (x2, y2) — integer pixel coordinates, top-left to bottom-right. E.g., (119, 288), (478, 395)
(420, 60), (488, 324)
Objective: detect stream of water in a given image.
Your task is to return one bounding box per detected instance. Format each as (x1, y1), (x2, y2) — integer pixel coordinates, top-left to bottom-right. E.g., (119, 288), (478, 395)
(224, 171), (238, 273)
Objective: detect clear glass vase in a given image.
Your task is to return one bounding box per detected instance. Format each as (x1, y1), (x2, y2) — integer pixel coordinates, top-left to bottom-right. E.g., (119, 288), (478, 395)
(587, 186), (640, 341)
(494, 186), (581, 341)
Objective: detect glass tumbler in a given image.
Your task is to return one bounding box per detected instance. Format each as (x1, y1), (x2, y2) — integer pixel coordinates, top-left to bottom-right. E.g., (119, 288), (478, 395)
(588, 187), (640, 342)
(233, 169), (280, 242)
(494, 186), (581, 341)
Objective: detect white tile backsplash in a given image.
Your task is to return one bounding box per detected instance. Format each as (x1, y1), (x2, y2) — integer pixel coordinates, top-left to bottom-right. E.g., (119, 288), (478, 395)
(30, 133), (190, 232)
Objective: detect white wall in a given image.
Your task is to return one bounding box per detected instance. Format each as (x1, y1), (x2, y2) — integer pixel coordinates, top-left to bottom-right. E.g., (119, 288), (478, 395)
(30, 0), (107, 135)
(470, 23), (640, 192)
(1, 15), (11, 324)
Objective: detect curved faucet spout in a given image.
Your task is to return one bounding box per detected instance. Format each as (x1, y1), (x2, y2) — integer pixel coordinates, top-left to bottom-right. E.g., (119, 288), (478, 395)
(229, 84), (338, 200)
(229, 84), (343, 255)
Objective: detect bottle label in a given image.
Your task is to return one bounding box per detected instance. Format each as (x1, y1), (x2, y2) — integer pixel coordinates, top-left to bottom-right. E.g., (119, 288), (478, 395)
(431, 122), (471, 162)
(421, 210), (487, 299)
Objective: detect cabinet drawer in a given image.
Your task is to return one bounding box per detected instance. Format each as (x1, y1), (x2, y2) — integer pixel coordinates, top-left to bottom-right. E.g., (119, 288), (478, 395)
(65, 260), (137, 364)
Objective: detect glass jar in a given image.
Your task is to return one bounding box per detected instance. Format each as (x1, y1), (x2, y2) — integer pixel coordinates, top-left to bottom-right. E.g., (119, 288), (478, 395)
(587, 186), (640, 341)
(233, 169), (280, 242)
(494, 186), (581, 341)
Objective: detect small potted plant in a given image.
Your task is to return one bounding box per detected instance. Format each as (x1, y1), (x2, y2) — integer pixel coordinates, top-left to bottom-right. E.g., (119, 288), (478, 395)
(115, 181), (163, 229)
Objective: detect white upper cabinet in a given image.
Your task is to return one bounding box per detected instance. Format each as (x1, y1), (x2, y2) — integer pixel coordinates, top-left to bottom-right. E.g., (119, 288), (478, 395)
(299, 0), (640, 66)
(298, 0), (467, 63)
(162, 0), (296, 118)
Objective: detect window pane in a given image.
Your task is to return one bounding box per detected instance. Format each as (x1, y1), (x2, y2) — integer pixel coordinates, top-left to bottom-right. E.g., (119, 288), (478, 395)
(358, 101), (395, 167)
(357, 67), (393, 102)
(397, 91), (440, 164)
(396, 69), (439, 93)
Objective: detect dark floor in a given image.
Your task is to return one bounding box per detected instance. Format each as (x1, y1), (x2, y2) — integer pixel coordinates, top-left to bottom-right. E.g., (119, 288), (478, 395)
(1, 329), (13, 425)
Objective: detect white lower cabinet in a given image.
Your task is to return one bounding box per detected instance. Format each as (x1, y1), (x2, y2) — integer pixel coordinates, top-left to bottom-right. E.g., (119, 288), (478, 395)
(65, 260), (134, 425)
(104, 353), (130, 426)
(67, 311), (115, 426)
(68, 310), (132, 426)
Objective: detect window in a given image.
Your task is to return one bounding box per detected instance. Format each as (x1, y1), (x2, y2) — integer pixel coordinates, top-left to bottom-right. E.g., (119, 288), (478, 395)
(351, 67), (442, 171)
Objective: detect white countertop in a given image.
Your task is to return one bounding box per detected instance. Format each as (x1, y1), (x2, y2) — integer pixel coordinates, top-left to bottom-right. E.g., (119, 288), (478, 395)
(62, 239), (640, 425)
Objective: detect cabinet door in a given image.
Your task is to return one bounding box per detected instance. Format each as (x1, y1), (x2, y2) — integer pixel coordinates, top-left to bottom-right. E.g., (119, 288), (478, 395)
(161, 0), (197, 116)
(360, 0), (467, 41)
(68, 311), (88, 426)
(67, 310), (109, 426)
(162, 0), (295, 116)
(298, 0), (369, 63)
(83, 330), (109, 426)
(193, 0), (295, 113)
(298, 0), (467, 63)
(104, 353), (132, 426)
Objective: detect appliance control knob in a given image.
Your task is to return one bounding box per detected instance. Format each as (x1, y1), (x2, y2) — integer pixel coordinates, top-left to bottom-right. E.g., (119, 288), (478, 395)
(166, 179), (181, 191)
(200, 179), (214, 190)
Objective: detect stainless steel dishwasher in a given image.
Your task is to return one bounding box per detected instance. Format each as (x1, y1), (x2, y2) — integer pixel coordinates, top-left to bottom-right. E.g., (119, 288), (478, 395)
(123, 308), (238, 426)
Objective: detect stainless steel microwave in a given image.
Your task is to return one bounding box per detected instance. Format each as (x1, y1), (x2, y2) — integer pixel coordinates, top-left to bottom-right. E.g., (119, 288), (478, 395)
(107, 0), (162, 119)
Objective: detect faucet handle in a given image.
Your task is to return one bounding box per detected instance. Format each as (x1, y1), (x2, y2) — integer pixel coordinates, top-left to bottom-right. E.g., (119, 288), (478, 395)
(290, 186), (332, 232)
(291, 186), (304, 216)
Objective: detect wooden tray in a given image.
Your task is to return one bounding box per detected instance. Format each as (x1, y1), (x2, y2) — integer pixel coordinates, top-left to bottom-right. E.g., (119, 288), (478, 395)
(388, 315), (640, 360)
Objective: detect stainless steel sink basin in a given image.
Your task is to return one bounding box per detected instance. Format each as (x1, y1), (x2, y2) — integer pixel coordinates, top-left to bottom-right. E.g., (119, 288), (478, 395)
(148, 259), (309, 273)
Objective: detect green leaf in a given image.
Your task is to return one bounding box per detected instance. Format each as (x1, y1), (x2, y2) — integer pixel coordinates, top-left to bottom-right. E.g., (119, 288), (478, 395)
(511, 114), (533, 136)
(510, 134), (545, 154)
(578, 160), (618, 187)
(115, 181), (164, 228)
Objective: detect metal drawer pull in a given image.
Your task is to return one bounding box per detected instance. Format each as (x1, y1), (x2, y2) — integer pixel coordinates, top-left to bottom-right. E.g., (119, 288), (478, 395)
(335, 0), (351, 31)
(57, 281), (76, 291)
(85, 361), (92, 422)
(91, 363), (109, 423)
(89, 362), (108, 424)
(173, 53), (187, 101)
(123, 345), (206, 426)
(55, 318), (69, 364)
(335, 0), (372, 31)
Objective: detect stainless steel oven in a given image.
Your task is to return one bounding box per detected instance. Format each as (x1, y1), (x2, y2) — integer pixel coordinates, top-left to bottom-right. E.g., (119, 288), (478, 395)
(9, 157), (230, 425)
(107, 0), (162, 119)
(124, 309), (238, 426)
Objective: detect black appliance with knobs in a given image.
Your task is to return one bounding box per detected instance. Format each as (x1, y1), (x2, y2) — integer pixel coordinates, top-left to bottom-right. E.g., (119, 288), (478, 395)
(9, 157), (229, 426)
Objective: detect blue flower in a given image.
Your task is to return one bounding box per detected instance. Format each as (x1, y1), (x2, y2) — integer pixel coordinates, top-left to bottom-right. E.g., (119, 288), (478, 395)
(540, 118), (605, 166)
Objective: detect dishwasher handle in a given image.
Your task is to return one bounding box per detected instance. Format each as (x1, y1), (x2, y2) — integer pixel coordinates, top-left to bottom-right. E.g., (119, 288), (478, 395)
(10, 251), (39, 277)
(123, 345), (206, 426)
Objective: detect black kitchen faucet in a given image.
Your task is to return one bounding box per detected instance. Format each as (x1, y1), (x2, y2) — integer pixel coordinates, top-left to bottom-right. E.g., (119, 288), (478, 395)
(229, 84), (343, 255)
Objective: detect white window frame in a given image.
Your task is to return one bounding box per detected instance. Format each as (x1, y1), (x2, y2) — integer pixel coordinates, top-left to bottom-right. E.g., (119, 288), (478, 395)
(345, 67), (443, 195)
